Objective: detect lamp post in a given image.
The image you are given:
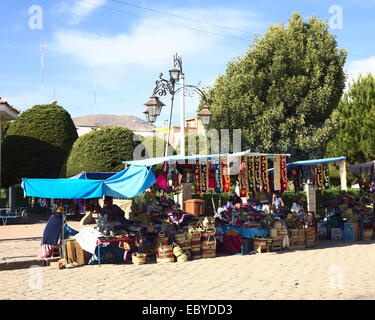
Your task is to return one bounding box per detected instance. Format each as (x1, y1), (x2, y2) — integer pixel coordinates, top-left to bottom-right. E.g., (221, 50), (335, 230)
(143, 53), (212, 157)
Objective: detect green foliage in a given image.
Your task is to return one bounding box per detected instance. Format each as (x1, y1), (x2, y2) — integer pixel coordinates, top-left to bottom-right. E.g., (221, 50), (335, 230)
(326, 73), (375, 164)
(204, 12), (347, 161)
(65, 126), (134, 177)
(2, 104), (78, 186)
(1, 121), (11, 143)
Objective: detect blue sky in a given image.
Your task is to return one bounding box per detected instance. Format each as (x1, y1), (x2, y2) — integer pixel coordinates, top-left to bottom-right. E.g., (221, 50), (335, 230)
(1, 0), (374, 127)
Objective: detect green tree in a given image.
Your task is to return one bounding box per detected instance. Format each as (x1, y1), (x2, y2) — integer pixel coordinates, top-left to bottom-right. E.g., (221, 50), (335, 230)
(326, 73), (375, 164)
(65, 126), (134, 177)
(2, 104), (78, 186)
(204, 12), (347, 161)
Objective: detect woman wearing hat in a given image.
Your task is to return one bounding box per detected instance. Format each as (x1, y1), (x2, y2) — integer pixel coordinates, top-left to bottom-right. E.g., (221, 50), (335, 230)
(40, 206), (65, 258)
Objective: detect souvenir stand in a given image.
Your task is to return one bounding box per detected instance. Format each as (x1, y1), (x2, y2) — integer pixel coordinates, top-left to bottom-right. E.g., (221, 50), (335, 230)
(345, 160), (375, 240)
(280, 156), (350, 244)
(124, 150), (291, 258)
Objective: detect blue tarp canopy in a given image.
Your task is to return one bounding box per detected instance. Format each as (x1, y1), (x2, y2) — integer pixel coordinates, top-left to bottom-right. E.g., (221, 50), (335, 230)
(22, 167), (156, 199)
(69, 172), (116, 180)
(103, 165), (156, 198)
(124, 149), (291, 167)
(268, 156), (346, 172)
(21, 178), (103, 199)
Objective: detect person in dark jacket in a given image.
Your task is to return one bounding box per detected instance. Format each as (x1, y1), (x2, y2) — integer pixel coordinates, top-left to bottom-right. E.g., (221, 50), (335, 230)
(40, 206), (65, 258)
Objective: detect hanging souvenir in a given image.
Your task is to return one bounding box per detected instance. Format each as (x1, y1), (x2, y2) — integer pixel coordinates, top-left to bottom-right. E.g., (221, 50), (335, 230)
(222, 156), (231, 193)
(273, 156), (281, 192)
(280, 155), (288, 191)
(339, 159), (347, 191)
(156, 162), (168, 191)
(260, 155), (269, 193)
(208, 160), (216, 190)
(316, 163), (323, 194)
(254, 156), (262, 192)
(214, 158), (223, 193)
(247, 156), (255, 193)
(201, 159), (208, 194)
(239, 156), (248, 197)
(195, 160), (202, 196)
(323, 163), (330, 190)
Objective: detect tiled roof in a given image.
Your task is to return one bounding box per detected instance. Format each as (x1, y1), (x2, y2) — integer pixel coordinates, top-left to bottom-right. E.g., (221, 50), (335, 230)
(0, 98), (20, 114)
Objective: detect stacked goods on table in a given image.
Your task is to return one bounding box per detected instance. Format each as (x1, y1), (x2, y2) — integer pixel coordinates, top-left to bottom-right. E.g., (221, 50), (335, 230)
(321, 194), (375, 241)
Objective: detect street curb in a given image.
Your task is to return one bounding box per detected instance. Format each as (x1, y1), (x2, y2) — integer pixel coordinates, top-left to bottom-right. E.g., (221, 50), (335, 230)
(0, 257), (60, 271)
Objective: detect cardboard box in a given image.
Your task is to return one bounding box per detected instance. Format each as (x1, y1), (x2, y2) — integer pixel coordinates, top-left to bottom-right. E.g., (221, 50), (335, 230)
(65, 239), (92, 266)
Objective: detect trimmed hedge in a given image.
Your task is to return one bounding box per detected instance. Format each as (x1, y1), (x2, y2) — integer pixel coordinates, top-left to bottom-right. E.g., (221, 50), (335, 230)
(65, 126), (135, 177)
(2, 104), (78, 186)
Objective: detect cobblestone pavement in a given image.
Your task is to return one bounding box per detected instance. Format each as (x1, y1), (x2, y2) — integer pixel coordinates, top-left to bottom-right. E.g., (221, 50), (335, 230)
(1, 240), (375, 300)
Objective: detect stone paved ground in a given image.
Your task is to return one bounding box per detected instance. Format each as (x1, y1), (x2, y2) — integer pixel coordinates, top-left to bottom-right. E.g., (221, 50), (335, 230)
(1, 239), (375, 300)
(1, 217), (375, 300)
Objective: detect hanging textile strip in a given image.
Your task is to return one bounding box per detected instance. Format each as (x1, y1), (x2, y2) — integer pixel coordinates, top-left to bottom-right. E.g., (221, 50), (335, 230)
(239, 156), (247, 197)
(280, 155), (288, 191)
(215, 158), (223, 193)
(222, 156), (231, 193)
(254, 156), (262, 192)
(247, 156), (255, 193)
(195, 160), (202, 197)
(260, 155), (269, 193)
(339, 160), (347, 191)
(316, 163), (323, 194)
(208, 160), (216, 190)
(323, 163), (330, 190)
(201, 159), (208, 194)
(273, 156), (281, 192)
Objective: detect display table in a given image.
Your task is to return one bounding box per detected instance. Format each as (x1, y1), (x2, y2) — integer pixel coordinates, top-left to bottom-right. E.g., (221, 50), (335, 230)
(222, 225), (270, 239)
(97, 237), (135, 266)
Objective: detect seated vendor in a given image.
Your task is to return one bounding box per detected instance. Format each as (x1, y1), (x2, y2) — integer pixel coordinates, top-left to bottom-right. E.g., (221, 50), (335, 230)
(218, 205), (232, 224)
(102, 196), (128, 225)
(39, 206), (65, 258)
(227, 191), (242, 210)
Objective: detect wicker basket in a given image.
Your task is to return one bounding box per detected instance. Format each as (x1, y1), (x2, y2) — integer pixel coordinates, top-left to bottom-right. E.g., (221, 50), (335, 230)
(157, 245), (175, 263)
(175, 230), (191, 251)
(270, 228), (278, 239)
(201, 234), (216, 258)
(157, 232), (169, 247)
(362, 229), (374, 241)
(132, 253), (147, 265)
(173, 243), (184, 257)
(177, 253), (188, 263)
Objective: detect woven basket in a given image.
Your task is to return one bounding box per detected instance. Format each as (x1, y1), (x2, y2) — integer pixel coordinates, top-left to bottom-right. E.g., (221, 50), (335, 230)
(270, 228), (278, 239)
(175, 230), (191, 251)
(362, 229), (374, 241)
(173, 243), (184, 257)
(132, 253), (147, 265)
(157, 232), (169, 247)
(177, 253), (188, 263)
(157, 245), (175, 263)
(202, 248), (216, 258)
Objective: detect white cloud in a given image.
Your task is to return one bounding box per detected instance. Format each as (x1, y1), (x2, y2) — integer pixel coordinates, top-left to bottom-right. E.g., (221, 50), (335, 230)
(50, 6), (259, 68)
(345, 56), (375, 86)
(58, 0), (107, 24)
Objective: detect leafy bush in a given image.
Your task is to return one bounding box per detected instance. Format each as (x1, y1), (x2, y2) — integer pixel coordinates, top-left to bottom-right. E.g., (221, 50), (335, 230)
(2, 104), (78, 186)
(65, 126), (134, 177)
